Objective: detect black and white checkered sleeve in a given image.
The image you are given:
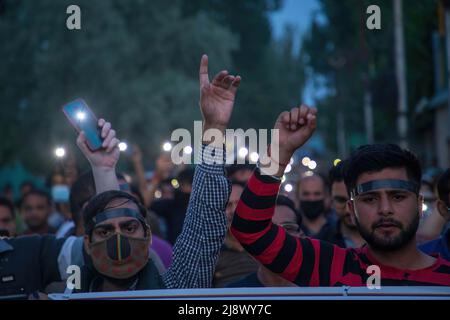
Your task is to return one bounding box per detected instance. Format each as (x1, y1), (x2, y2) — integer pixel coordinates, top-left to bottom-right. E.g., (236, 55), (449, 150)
(162, 144), (230, 288)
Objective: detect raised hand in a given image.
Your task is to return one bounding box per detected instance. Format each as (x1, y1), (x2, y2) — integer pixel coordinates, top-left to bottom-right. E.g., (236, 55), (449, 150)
(271, 105), (317, 172)
(199, 54), (241, 134)
(130, 144), (143, 164)
(76, 118), (120, 170)
(154, 153), (174, 181)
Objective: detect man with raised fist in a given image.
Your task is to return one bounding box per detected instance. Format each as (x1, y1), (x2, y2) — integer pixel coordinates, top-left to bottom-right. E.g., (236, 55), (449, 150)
(231, 105), (450, 286)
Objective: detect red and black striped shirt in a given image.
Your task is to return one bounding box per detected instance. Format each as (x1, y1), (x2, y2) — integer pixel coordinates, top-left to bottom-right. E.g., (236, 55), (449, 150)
(230, 169), (450, 287)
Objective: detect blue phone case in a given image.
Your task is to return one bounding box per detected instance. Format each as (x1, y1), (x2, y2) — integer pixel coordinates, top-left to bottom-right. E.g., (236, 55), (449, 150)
(62, 99), (103, 151)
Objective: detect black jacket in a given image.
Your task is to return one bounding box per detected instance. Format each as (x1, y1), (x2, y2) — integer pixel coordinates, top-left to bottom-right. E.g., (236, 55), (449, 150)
(0, 235), (65, 298)
(150, 191), (190, 245)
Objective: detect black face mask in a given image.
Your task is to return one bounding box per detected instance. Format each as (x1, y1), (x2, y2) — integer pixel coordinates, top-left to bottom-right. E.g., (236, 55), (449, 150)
(300, 200), (325, 220)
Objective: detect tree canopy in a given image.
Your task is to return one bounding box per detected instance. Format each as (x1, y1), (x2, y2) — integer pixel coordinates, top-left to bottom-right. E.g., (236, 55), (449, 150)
(0, 0), (305, 173)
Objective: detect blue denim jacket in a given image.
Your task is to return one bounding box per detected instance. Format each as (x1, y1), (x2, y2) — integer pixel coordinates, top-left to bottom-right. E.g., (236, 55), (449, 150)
(419, 226), (450, 261)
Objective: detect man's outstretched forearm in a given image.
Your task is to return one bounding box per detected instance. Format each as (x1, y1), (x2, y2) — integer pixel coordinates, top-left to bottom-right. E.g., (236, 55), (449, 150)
(76, 119), (121, 194)
(230, 168), (305, 282)
(92, 166), (120, 194)
(163, 144), (230, 288)
(163, 55), (240, 288)
(230, 105), (339, 286)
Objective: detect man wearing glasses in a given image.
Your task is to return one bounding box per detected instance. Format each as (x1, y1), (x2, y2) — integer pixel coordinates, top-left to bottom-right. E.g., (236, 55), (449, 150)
(227, 195), (303, 287)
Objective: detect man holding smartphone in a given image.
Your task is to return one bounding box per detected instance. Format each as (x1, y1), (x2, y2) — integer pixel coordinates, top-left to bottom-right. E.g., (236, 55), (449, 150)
(231, 105), (450, 286)
(0, 119), (120, 299)
(67, 54), (242, 292)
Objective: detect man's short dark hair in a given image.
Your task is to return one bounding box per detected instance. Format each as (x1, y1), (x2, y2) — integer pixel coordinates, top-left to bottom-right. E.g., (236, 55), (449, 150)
(328, 160), (348, 189)
(0, 196), (15, 219)
(436, 168), (450, 205)
(83, 190), (148, 237)
(70, 171), (136, 228)
(276, 195), (302, 227)
(21, 189), (52, 207)
(297, 173), (329, 195)
(343, 144), (422, 197)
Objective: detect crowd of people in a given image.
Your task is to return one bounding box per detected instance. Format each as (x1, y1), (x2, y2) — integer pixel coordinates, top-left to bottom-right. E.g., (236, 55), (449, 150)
(0, 55), (449, 299)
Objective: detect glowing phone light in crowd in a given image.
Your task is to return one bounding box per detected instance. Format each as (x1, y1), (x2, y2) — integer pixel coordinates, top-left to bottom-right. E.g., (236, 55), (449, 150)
(284, 183), (293, 193)
(304, 170), (314, 177)
(183, 146), (193, 155)
(334, 159), (342, 166)
(422, 203), (428, 212)
(162, 142), (172, 152)
(118, 142), (128, 152)
(308, 160), (317, 170)
(154, 190), (162, 199)
(238, 147), (248, 158)
(76, 111), (86, 121)
(54, 147), (66, 158)
(302, 157), (311, 167)
(285, 164), (292, 173)
(171, 179), (180, 189)
(249, 152), (259, 163)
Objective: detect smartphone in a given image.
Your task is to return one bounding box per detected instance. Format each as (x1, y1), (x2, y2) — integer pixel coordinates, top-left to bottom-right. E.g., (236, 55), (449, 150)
(62, 99), (103, 151)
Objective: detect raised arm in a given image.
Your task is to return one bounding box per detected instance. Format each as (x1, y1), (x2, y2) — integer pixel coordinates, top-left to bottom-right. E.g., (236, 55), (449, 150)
(76, 118), (120, 193)
(163, 55), (240, 288)
(129, 144), (154, 207)
(230, 105), (345, 286)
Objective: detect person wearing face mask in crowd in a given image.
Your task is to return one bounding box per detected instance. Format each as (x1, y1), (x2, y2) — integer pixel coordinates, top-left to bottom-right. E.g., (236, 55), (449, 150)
(296, 174), (336, 241)
(46, 171), (74, 238)
(0, 120), (119, 299)
(231, 105), (450, 287)
(66, 54), (241, 292)
(56, 169), (170, 277)
(74, 190), (165, 292)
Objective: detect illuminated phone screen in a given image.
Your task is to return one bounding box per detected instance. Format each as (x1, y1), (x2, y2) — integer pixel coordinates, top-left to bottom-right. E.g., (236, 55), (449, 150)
(63, 99), (103, 150)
